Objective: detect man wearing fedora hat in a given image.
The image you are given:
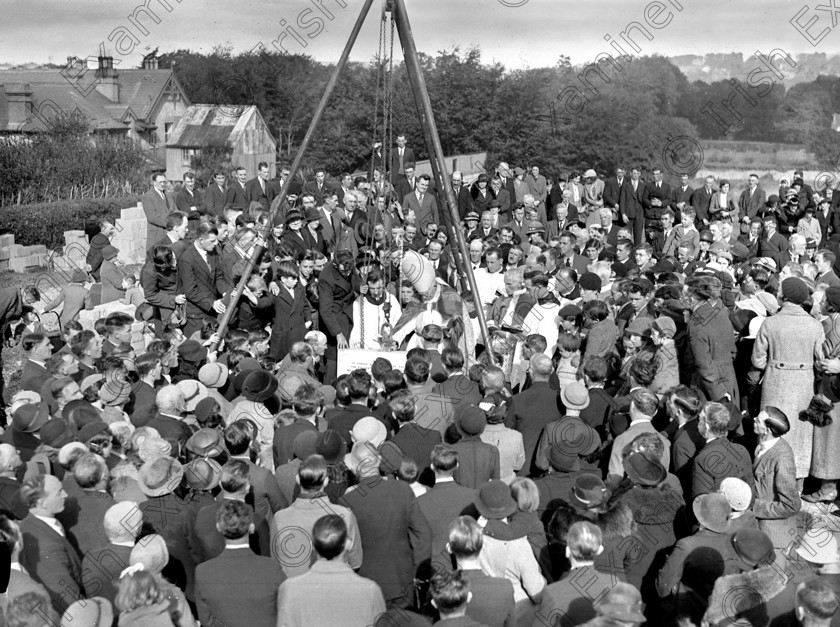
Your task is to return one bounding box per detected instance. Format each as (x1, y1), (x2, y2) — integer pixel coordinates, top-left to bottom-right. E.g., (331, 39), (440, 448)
(137, 456), (199, 601)
(534, 383), (596, 474)
(703, 528), (791, 627)
(533, 438), (588, 528)
(656, 493), (743, 623)
(608, 389), (670, 483)
(453, 407), (500, 489)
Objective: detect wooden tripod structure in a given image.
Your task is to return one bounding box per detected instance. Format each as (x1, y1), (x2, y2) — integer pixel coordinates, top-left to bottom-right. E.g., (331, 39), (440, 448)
(212, 0), (491, 351)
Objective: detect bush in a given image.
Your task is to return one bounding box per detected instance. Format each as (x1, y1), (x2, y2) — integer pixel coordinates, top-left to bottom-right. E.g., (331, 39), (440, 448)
(0, 196), (141, 249)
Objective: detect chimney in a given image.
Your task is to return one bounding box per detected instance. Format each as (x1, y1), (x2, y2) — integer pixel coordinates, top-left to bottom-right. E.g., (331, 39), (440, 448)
(142, 56), (159, 70)
(5, 83), (33, 126)
(95, 56), (119, 102)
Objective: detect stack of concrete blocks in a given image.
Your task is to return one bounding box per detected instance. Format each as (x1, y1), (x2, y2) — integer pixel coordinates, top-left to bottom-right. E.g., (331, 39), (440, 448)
(0, 233), (49, 272)
(110, 204), (148, 266)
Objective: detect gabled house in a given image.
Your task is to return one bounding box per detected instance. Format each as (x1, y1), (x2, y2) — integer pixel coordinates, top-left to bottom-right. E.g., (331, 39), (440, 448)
(165, 104), (277, 181)
(0, 53), (190, 169)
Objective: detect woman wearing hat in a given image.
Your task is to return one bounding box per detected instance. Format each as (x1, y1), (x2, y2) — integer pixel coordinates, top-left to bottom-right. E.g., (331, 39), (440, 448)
(141, 245), (185, 324)
(709, 180), (738, 228)
(97, 244), (127, 304)
(474, 480), (545, 618)
(752, 277), (825, 487)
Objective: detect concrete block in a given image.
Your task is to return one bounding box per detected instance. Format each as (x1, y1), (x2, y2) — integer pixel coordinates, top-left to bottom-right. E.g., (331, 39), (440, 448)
(9, 258), (27, 272)
(121, 206), (146, 220)
(7, 245), (25, 258)
(27, 245), (47, 255)
(0, 260), (9, 270)
(0, 249), (10, 261)
(0, 234), (14, 247)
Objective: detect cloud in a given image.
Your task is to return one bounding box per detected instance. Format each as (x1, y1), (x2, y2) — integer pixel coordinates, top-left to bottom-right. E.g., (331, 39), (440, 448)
(0, 0), (835, 69)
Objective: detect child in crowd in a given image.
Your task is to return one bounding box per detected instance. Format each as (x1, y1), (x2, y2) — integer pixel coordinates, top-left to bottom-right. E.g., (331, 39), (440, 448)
(120, 275), (145, 307)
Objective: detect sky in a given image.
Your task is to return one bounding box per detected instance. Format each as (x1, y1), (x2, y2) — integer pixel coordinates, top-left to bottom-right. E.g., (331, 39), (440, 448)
(1, 0), (837, 70)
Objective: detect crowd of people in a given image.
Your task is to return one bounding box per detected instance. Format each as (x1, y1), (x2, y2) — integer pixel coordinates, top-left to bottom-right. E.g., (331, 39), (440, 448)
(1, 146), (840, 627)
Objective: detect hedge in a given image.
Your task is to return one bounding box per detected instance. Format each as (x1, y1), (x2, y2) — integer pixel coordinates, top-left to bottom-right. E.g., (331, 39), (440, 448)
(0, 196), (141, 249)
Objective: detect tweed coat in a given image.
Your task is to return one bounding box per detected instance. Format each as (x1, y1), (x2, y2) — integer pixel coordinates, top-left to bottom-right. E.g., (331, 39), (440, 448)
(813, 312), (840, 478)
(752, 302), (825, 477)
(753, 437), (801, 550)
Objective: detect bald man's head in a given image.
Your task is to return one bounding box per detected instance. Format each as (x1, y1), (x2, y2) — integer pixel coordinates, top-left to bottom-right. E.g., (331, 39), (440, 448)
(481, 366), (505, 393)
(530, 354), (553, 380)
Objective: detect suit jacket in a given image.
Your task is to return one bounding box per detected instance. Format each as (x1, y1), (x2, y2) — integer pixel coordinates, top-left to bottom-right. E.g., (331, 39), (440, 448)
(341, 475), (432, 607)
(403, 190), (440, 233)
(317, 207), (345, 248)
(537, 565), (622, 627)
(753, 438), (800, 526)
(303, 180), (330, 206)
(196, 547), (285, 627)
(434, 374), (482, 417)
(141, 187), (174, 250)
(80, 543), (133, 605)
(139, 493), (197, 600)
(99, 259), (125, 304)
(603, 176), (626, 209)
(276, 559), (386, 627)
(692, 437), (755, 500)
(558, 253), (590, 276)
(656, 528), (744, 602)
(175, 186), (203, 218)
(739, 187), (767, 222)
(417, 481), (476, 567)
(225, 180), (249, 211)
(4, 568), (50, 614)
(19, 514), (83, 614)
(0, 476), (27, 520)
(176, 242), (231, 322)
(642, 180), (674, 219)
(60, 489), (114, 559)
(391, 146), (416, 176)
(462, 569), (516, 627)
(380, 423), (442, 481)
(653, 227), (680, 258)
(453, 437), (500, 489)
(671, 419), (705, 492)
(191, 498), (271, 564)
(671, 185), (695, 215)
(508, 382), (563, 475)
(453, 184), (474, 219)
(204, 182), (227, 217)
(691, 186), (716, 223)
(619, 179), (646, 220)
(20, 359), (48, 393)
(273, 419), (319, 467)
(246, 177), (276, 211)
(395, 175), (416, 202)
